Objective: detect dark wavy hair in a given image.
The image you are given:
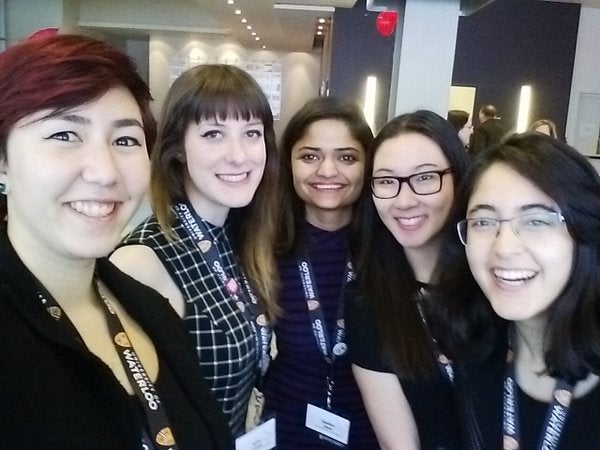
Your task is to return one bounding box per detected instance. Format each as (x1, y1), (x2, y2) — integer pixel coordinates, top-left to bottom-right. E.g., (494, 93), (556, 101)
(436, 132), (600, 382)
(0, 34), (155, 223)
(277, 96), (374, 254)
(352, 109), (471, 379)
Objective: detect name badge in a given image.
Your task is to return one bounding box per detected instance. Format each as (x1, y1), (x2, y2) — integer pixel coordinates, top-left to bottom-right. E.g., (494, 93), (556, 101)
(235, 417), (276, 450)
(305, 404), (350, 446)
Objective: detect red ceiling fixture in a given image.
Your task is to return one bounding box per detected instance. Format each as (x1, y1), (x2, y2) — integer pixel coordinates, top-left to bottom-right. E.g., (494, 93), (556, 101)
(375, 11), (397, 37)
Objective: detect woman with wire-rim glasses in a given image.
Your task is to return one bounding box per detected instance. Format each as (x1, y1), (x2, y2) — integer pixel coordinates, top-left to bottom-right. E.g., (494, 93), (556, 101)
(436, 132), (600, 449)
(345, 110), (470, 449)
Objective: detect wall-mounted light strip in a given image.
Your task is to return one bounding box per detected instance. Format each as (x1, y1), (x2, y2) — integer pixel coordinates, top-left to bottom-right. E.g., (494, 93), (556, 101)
(273, 4), (335, 12)
(516, 85), (532, 132)
(364, 76), (377, 132)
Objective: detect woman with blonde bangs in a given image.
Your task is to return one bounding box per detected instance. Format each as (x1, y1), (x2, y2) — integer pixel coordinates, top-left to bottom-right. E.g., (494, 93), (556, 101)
(111, 64), (279, 439)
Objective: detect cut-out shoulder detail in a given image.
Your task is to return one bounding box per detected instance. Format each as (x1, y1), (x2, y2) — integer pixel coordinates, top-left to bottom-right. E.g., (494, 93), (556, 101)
(110, 245), (185, 317)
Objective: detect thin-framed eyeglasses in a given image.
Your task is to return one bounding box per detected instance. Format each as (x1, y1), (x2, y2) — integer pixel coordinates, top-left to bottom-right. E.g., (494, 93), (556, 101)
(371, 168), (453, 199)
(456, 211), (567, 246)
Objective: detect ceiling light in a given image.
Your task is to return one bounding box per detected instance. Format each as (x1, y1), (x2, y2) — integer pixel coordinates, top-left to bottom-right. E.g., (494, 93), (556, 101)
(255, 36), (260, 41)
(227, 0), (234, 4)
(318, 18), (326, 23)
(317, 25), (323, 30)
(273, 4), (334, 12)
(241, 18), (247, 23)
(316, 31), (322, 35)
(251, 32), (256, 36)
(247, 25), (252, 30)
(262, 45), (266, 49)
(235, 9), (241, 14)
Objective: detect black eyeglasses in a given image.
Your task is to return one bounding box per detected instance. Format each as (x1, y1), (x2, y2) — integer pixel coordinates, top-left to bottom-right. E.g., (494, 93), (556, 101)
(371, 168), (453, 199)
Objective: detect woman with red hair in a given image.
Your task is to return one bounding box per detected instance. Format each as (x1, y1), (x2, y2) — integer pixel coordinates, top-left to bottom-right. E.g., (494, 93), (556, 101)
(0, 34), (231, 449)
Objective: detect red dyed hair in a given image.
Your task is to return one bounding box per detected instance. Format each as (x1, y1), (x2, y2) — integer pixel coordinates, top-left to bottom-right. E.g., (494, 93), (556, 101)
(0, 34), (156, 221)
(0, 34), (156, 157)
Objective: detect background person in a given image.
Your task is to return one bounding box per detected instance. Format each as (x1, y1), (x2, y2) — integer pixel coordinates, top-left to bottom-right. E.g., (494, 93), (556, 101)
(448, 133), (600, 449)
(447, 109), (472, 149)
(262, 96), (378, 449)
(346, 110), (470, 450)
(529, 118), (558, 139)
(0, 34), (231, 449)
(110, 64), (279, 438)
(469, 104), (508, 156)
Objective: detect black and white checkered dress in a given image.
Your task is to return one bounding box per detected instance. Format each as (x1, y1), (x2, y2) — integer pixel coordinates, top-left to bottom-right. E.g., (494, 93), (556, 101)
(121, 213), (263, 437)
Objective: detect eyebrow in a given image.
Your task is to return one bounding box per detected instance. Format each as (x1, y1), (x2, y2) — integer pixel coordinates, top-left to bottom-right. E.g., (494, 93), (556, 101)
(26, 113), (143, 130)
(200, 119), (264, 127)
(467, 203), (558, 216)
(372, 163), (440, 175)
(297, 146), (360, 152)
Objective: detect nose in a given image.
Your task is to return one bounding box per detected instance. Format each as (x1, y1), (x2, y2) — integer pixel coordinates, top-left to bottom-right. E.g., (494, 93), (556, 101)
(81, 143), (119, 186)
(316, 155), (338, 178)
(225, 136), (247, 165)
(492, 220), (524, 255)
(391, 180), (419, 209)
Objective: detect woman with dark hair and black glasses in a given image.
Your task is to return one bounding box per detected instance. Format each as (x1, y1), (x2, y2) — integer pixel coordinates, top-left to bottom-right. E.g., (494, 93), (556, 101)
(442, 133), (600, 449)
(346, 110), (470, 449)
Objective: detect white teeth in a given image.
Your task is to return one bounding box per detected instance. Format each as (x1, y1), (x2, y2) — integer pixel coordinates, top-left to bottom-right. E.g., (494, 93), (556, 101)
(313, 184), (343, 190)
(70, 201), (115, 218)
(218, 173), (248, 182)
(397, 216), (423, 226)
(493, 269), (536, 282)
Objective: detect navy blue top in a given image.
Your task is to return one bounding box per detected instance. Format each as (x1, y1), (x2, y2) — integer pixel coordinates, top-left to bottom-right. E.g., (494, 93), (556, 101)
(263, 223), (379, 449)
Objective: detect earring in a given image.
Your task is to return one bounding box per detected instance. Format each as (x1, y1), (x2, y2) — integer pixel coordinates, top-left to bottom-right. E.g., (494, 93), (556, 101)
(0, 181), (8, 195)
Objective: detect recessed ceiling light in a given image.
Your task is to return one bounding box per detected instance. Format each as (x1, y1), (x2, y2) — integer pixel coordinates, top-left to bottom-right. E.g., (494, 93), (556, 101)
(241, 18), (247, 23)
(227, 0), (234, 4)
(317, 25), (323, 30)
(274, 4), (334, 12)
(246, 25), (252, 30)
(255, 36), (260, 41)
(316, 31), (322, 35)
(251, 32), (256, 36)
(318, 18), (326, 23)
(262, 45), (266, 49)
(235, 9), (241, 14)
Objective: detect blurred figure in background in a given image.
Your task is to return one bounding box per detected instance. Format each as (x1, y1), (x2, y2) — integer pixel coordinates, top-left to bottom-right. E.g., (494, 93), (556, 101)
(470, 104), (508, 157)
(530, 118), (558, 139)
(447, 109), (472, 150)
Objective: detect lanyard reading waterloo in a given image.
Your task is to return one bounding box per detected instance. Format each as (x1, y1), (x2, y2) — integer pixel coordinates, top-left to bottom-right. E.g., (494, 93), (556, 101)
(37, 283), (177, 450)
(503, 351), (574, 450)
(297, 257), (354, 409)
(173, 202), (270, 376)
(415, 286), (454, 384)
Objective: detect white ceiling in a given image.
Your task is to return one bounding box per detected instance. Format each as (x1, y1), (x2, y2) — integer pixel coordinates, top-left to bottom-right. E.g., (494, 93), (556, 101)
(82, 0), (598, 53)
(90, 0), (358, 53)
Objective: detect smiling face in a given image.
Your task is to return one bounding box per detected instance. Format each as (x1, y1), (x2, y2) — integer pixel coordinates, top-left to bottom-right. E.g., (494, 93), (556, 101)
(372, 132), (454, 260)
(182, 116), (266, 226)
(465, 163), (574, 324)
(291, 119), (365, 229)
(1, 86), (150, 262)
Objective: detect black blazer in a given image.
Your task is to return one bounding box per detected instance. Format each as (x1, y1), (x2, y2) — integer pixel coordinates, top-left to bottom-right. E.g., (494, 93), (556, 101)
(0, 231), (233, 450)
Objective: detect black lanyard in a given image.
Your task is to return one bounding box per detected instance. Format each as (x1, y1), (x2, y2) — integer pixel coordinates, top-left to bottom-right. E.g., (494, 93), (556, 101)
(415, 286), (454, 384)
(297, 257), (354, 409)
(503, 351), (574, 450)
(173, 201), (271, 377)
(38, 282), (178, 450)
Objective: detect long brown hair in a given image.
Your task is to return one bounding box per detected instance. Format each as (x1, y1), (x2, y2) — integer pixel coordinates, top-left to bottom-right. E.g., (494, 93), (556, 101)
(150, 64), (280, 320)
